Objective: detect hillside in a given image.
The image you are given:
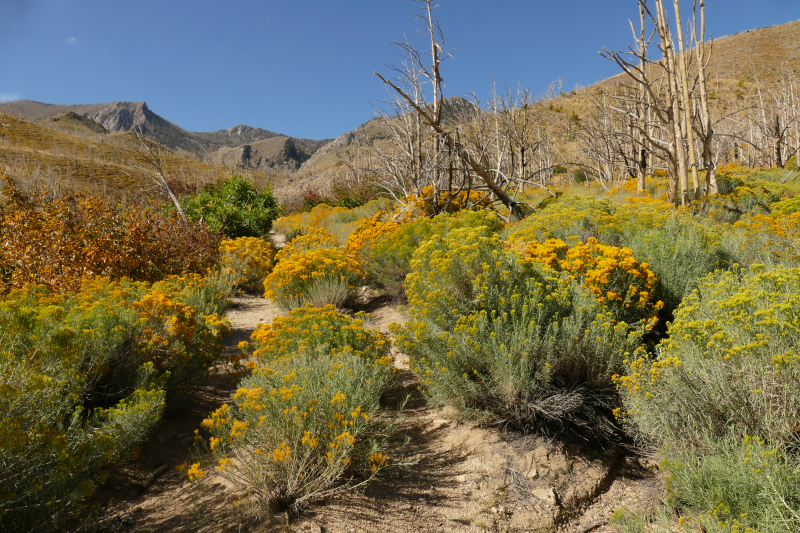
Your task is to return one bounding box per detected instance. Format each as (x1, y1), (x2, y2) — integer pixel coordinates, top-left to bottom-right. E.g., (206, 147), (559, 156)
(1, 19), (798, 202)
(0, 99), (333, 168)
(0, 110), (285, 197)
(291, 18), (800, 195)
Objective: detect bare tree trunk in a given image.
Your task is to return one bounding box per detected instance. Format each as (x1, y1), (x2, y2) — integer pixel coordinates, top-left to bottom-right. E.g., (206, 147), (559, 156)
(132, 127), (186, 220)
(694, 0), (718, 195)
(672, 0), (701, 199)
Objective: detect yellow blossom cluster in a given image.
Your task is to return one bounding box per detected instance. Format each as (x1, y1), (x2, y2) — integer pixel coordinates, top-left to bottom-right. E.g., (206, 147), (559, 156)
(512, 236), (663, 329)
(219, 237), (276, 292)
(0, 268), (231, 529)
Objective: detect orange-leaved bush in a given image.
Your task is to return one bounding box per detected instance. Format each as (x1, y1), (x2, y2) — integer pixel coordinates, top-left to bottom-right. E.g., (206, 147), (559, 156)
(0, 175), (221, 293)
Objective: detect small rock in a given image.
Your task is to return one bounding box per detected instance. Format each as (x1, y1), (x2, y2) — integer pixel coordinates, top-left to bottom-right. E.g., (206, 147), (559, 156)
(399, 503), (413, 511)
(498, 505), (507, 515)
(525, 466), (539, 479)
(120, 513), (135, 526)
(131, 506), (143, 514)
(532, 487), (558, 507)
(490, 506), (499, 514)
(179, 436), (194, 447)
(294, 521), (322, 533)
(455, 473), (482, 483)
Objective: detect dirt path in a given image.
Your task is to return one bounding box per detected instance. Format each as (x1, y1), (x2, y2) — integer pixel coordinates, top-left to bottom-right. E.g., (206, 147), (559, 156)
(85, 295), (285, 533)
(85, 296), (663, 533)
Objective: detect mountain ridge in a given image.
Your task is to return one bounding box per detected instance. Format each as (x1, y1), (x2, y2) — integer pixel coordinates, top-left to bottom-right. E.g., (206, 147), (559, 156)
(0, 99), (333, 171)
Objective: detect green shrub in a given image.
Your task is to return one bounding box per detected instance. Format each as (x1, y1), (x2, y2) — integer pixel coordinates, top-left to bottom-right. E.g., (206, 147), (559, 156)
(0, 360), (165, 532)
(392, 226), (644, 443)
(182, 175), (280, 238)
(0, 271), (233, 530)
(615, 265), (800, 532)
(196, 306), (395, 512)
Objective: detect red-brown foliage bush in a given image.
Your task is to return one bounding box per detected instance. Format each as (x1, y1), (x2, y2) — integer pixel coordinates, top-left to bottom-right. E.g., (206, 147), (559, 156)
(0, 172), (222, 293)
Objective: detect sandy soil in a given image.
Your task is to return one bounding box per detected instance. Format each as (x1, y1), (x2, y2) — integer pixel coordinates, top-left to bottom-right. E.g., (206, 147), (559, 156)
(83, 294), (664, 533)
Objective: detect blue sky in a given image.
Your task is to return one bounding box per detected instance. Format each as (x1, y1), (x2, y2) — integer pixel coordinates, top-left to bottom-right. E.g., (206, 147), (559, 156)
(1, 0), (797, 139)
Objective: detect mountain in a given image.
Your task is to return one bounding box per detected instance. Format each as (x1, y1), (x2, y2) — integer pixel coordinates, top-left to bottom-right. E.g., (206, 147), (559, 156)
(0, 109), (284, 198)
(206, 136), (311, 173)
(0, 100), (333, 166)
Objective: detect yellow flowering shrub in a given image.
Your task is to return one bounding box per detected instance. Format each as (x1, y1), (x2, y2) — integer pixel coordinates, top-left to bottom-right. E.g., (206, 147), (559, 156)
(276, 228), (341, 262)
(392, 226), (644, 443)
(729, 212), (800, 267)
(220, 236), (276, 293)
(273, 199), (391, 243)
(0, 269), (232, 530)
(617, 264), (800, 447)
(347, 209), (503, 295)
(263, 228), (362, 309)
(264, 247), (361, 310)
(614, 265), (800, 533)
(397, 185), (492, 217)
(768, 195), (800, 218)
(197, 306), (396, 512)
(504, 194), (728, 314)
(249, 305), (387, 363)
(512, 237), (663, 329)
(503, 194), (618, 246)
(343, 211), (405, 261)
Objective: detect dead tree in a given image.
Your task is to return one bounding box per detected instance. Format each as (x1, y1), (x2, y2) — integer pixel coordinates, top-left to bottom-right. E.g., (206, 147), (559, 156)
(375, 0), (528, 219)
(601, 0), (718, 205)
(131, 126), (186, 220)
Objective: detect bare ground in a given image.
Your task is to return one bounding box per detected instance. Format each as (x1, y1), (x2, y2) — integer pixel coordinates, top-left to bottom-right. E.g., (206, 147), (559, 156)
(83, 294), (664, 533)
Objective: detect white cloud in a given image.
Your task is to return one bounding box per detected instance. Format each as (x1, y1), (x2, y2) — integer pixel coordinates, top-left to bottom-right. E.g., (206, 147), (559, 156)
(0, 94), (20, 103)
(67, 37), (76, 44)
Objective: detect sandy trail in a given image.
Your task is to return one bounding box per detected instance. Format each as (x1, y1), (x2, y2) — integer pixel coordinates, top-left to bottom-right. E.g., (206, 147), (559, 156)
(85, 295), (662, 533)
